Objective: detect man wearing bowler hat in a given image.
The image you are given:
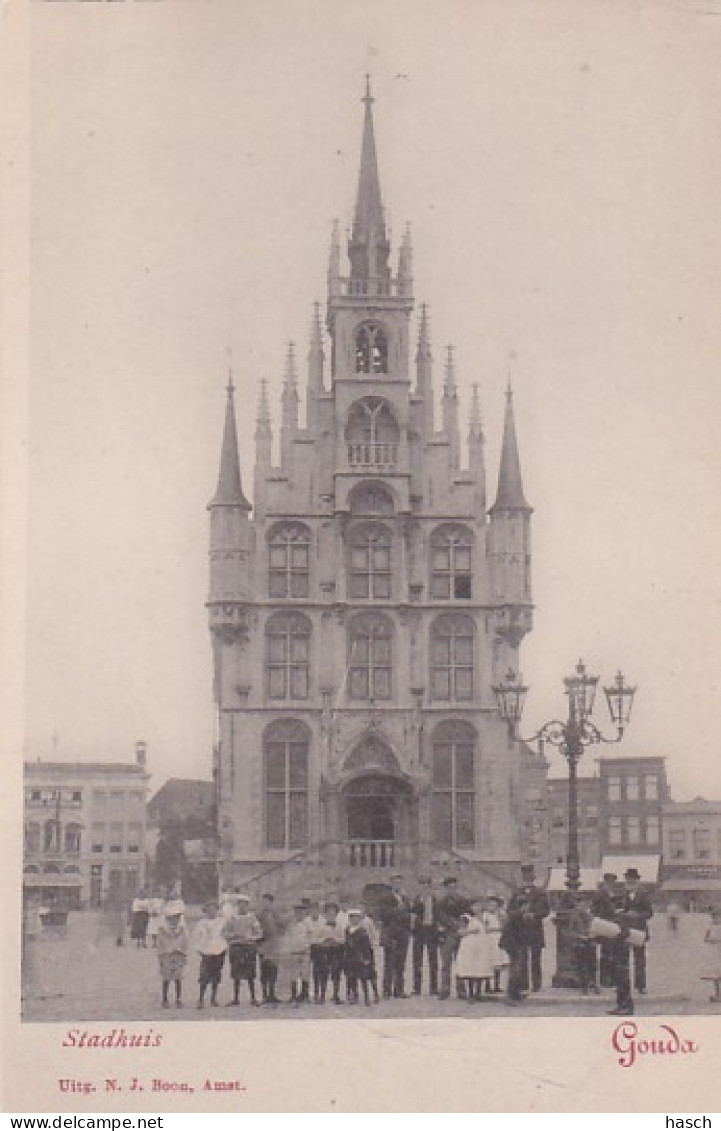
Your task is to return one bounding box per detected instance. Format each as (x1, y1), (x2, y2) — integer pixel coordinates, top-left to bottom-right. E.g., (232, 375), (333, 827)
(436, 876), (472, 999)
(506, 862), (550, 993)
(411, 875), (440, 996)
(379, 873), (412, 998)
(622, 866), (653, 994)
(592, 872), (619, 988)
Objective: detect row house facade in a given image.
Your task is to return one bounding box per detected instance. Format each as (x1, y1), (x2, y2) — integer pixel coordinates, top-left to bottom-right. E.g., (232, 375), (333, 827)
(23, 744), (150, 908)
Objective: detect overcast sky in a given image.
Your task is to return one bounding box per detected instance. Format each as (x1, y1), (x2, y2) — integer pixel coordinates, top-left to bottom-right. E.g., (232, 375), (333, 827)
(24, 0), (721, 799)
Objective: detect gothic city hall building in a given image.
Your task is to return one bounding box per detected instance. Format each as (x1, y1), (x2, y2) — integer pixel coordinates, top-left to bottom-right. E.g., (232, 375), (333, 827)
(207, 83), (545, 899)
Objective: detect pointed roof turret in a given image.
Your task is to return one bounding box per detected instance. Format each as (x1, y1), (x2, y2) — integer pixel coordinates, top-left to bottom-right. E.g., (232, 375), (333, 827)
(490, 384), (531, 512)
(210, 376), (251, 509)
(349, 76), (390, 282)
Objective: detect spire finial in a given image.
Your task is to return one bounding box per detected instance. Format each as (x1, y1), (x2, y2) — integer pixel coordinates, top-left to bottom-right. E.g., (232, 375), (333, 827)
(444, 344), (457, 393)
(226, 344), (235, 396)
(363, 73), (374, 105)
(257, 377), (270, 425)
(210, 371), (250, 510)
(470, 383), (482, 430)
(491, 376), (530, 513)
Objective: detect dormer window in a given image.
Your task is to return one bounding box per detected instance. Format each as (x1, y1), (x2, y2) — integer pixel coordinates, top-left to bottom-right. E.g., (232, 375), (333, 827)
(355, 322), (388, 374)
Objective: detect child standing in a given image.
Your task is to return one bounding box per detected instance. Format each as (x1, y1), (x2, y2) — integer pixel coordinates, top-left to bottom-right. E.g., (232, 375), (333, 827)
(344, 908), (375, 1006)
(147, 895), (165, 949)
(193, 901), (227, 1009)
(455, 903), (493, 1002)
(319, 902), (347, 1005)
(222, 894), (263, 1007)
(702, 909), (721, 1002)
(156, 900), (189, 1009)
(280, 904), (312, 1004)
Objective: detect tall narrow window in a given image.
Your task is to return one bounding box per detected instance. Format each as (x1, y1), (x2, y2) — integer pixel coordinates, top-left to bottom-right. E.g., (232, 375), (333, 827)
(43, 819), (60, 853)
(645, 815), (659, 845)
(64, 822), (82, 855)
(607, 776), (621, 802)
(268, 523), (310, 599)
(627, 815), (641, 844)
(431, 722), (476, 849)
(264, 721), (309, 850)
(348, 614), (392, 700)
(430, 526), (473, 599)
(608, 815), (622, 844)
(348, 525), (392, 599)
(430, 614), (474, 701)
(24, 822), (40, 854)
(266, 613), (311, 700)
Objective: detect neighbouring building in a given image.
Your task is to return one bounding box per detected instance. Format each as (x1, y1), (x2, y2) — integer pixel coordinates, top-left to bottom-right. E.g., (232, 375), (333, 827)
(23, 742), (150, 908)
(547, 774), (602, 874)
(147, 777), (218, 901)
(597, 754), (668, 885)
(660, 797), (721, 910)
(207, 81), (546, 901)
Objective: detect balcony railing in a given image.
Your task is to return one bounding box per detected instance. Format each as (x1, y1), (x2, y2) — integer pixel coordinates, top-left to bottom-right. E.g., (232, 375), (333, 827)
(347, 443), (398, 470)
(348, 840), (396, 868)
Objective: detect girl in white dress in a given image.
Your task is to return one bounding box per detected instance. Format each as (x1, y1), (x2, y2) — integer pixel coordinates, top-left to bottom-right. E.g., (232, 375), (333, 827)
(455, 900), (493, 1002)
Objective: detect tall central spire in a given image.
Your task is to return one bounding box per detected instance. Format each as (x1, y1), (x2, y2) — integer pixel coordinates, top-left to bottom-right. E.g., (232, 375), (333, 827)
(349, 75), (390, 282)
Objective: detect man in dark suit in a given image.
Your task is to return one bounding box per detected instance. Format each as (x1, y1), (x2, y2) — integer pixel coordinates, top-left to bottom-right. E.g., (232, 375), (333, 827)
(411, 875), (439, 996)
(622, 866), (653, 994)
(436, 876), (472, 999)
(506, 863), (550, 992)
(379, 873), (412, 998)
(591, 872), (618, 988)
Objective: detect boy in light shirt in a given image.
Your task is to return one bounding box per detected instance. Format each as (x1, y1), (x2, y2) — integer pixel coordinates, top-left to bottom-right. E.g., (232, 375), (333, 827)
(193, 900), (227, 1009)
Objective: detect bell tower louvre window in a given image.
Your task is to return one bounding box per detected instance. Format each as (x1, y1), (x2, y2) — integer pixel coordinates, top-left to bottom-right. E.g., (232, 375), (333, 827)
(355, 322), (388, 374)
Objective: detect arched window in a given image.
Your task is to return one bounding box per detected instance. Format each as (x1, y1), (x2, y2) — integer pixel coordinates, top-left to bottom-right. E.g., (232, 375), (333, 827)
(24, 822), (40, 854)
(346, 398), (399, 469)
(64, 822), (82, 855)
(430, 614), (475, 701)
(43, 819), (60, 853)
(348, 614), (393, 700)
(348, 483), (395, 515)
(348, 524), (392, 599)
(355, 322), (388, 374)
(430, 525), (473, 599)
(268, 523), (310, 599)
(431, 721), (476, 849)
(264, 720), (309, 850)
(266, 612), (311, 700)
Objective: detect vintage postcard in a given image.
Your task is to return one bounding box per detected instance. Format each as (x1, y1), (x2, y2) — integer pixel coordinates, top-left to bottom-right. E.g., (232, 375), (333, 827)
(3, 0), (721, 1114)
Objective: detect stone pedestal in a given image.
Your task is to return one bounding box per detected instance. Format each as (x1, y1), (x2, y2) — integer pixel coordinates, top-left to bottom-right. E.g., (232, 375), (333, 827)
(551, 909), (586, 989)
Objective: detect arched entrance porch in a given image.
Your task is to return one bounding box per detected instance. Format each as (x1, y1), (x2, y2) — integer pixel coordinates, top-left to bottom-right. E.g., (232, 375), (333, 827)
(342, 773), (417, 870)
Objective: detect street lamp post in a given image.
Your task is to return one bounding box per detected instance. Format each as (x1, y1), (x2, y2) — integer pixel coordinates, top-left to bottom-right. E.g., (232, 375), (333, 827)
(494, 660), (636, 987)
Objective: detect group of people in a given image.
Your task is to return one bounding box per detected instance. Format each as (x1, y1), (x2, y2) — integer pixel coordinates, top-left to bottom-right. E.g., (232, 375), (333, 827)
(561, 866), (654, 1016)
(118, 864), (686, 1015)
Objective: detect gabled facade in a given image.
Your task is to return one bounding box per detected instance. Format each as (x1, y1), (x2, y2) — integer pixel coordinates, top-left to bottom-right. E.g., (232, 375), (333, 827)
(208, 83), (539, 894)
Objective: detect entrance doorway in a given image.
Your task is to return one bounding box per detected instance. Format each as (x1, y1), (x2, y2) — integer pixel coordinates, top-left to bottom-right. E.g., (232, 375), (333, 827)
(346, 794), (395, 841)
(342, 773), (415, 869)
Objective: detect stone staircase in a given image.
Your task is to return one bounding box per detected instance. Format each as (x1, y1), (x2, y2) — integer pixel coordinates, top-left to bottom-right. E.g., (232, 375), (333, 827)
(228, 840), (517, 907)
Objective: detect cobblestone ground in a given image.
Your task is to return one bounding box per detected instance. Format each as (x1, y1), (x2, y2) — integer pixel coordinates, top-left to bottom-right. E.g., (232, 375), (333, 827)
(21, 908), (720, 1023)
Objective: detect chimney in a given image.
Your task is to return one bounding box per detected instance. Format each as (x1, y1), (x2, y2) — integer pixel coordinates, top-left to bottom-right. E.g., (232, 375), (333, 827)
(135, 740), (147, 768)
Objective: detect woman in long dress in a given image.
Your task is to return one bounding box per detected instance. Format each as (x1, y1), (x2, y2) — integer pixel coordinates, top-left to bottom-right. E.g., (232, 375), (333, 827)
(130, 889), (150, 948)
(455, 900), (494, 1002)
